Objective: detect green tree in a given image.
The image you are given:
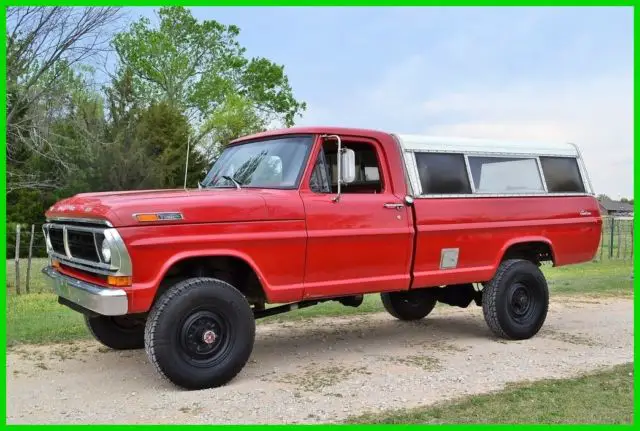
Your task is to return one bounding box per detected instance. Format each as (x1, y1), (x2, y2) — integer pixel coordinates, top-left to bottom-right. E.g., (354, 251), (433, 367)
(7, 62), (106, 224)
(112, 7), (305, 150)
(6, 7), (121, 192)
(98, 68), (153, 191)
(100, 70), (206, 190)
(135, 101), (207, 189)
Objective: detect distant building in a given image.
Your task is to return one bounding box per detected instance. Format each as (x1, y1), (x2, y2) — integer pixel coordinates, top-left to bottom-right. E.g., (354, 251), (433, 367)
(598, 197), (634, 217)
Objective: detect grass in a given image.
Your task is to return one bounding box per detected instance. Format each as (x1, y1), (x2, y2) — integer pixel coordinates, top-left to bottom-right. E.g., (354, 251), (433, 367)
(346, 362), (634, 424)
(6, 259), (633, 346)
(7, 293), (91, 345)
(544, 259), (633, 297)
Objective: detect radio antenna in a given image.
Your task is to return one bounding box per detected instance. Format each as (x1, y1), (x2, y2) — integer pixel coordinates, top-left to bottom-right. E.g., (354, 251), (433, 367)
(183, 135), (191, 190)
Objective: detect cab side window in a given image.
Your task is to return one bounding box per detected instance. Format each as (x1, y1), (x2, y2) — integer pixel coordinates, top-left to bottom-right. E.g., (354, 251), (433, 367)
(310, 140), (384, 194)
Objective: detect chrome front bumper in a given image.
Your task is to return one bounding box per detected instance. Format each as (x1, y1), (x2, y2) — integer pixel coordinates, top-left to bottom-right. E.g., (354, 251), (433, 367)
(42, 266), (128, 316)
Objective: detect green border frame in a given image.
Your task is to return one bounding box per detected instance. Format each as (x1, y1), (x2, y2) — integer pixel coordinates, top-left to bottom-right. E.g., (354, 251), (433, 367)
(1, 2), (636, 428)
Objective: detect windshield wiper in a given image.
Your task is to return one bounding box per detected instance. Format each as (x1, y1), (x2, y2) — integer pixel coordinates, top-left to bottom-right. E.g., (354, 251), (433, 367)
(222, 175), (242, 190)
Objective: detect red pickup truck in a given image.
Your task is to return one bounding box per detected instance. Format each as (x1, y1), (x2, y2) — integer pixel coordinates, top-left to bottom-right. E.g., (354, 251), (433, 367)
(42, 126), (602, 390)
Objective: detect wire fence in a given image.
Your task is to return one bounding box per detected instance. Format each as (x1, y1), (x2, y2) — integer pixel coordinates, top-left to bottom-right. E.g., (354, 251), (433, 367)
(595, 216), (634, 262)
(5, 216), (634, 297)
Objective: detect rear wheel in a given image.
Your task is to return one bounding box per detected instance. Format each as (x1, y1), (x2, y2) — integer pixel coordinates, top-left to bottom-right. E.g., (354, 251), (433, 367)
(85, 315), (145, 350)
(482, 259), (549, 340)
(144, 277), (255, 390)
(381, 288), (438, 321)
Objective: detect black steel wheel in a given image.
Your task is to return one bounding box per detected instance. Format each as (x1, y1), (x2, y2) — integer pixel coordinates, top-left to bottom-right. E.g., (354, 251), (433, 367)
(144, 277), (255, 390)
(85, 315), (145, 350)
(381, 288), (438, 321)
(177, 309), (232, 367)
(482, 259), (549, 340)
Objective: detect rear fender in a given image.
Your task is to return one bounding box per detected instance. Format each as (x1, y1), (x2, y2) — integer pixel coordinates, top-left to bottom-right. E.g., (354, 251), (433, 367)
(494, 236), (555, 269)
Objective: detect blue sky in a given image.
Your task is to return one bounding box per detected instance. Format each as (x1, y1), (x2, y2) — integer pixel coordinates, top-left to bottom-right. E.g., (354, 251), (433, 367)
(126, 7), (633, 198)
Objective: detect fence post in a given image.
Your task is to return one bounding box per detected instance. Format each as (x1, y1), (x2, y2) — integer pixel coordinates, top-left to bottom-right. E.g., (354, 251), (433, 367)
(14, 224), (21, 295)
(26, 224), (35, 294)
(622, 219), (628, 260)
(609, 217), (615, 259)
(616, 218), (621, 259)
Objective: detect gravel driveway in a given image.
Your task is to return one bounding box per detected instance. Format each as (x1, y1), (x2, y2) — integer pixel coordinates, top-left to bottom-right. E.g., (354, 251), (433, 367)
(7, 296), (633, 424)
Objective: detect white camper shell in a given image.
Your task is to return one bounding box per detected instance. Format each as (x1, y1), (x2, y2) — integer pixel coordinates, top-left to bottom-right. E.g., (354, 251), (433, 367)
(392, 134), (594, 199)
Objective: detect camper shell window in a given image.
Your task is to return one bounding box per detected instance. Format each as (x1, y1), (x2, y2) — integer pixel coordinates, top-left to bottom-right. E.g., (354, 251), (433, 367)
(414, 153), (472, 195)
(539, 156), (586, 193)
(468, 156), (545, 194)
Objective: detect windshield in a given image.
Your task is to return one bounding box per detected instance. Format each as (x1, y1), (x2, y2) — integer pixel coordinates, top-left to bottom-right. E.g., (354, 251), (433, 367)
(201, 135), (314, 189)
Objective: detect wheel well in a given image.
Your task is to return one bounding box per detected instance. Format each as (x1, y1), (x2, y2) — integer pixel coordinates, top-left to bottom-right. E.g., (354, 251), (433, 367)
(502, 241), (554, 266)
(155, 256), (266, 307)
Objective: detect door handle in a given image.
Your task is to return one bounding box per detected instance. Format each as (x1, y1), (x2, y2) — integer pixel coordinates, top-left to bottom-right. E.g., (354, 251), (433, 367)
(383, 203), (404, 209)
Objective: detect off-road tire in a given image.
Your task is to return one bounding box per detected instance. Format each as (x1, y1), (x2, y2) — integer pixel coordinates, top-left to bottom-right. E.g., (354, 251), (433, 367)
(84, 315), (145, 350)
(144, 277), (255, 390)
(381, 288), (438, 321)
(482, 259), (549, 340)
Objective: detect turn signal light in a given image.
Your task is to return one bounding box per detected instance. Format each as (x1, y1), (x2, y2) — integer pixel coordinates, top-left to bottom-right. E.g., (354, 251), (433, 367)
(135, 213), (159, 222)
(107, 276), (132, 287)
(52, 259), (60, 269)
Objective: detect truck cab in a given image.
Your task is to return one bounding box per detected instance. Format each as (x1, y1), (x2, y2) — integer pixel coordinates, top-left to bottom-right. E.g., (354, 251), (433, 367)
(42, 126), (602, 390)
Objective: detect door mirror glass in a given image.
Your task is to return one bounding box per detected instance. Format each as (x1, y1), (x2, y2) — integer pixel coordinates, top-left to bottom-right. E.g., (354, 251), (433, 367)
(341, 148), (356, 184)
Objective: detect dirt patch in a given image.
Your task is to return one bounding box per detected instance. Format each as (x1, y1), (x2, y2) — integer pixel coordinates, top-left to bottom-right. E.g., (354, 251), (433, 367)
(275, 363), (372, 392)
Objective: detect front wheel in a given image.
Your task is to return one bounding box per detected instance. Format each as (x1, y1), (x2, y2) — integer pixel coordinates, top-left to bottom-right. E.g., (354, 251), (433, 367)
(381, 288), (438, 321)
(482, 259), (549, 340)
(144, 277), (256, 390)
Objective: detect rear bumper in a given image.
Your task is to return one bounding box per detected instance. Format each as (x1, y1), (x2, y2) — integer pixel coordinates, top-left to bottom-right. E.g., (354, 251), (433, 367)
(42, 266), (128, 316)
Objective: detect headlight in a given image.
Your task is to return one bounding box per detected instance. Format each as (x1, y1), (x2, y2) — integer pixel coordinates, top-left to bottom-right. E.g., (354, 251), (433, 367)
(101, 239), (112, 263)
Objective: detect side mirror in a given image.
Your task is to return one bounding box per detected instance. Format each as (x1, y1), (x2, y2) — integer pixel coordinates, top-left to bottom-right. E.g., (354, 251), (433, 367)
(340, 148), (356, 184)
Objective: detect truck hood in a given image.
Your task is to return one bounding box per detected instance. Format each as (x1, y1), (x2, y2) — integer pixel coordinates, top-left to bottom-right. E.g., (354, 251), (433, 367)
(45, 188), (270, 227)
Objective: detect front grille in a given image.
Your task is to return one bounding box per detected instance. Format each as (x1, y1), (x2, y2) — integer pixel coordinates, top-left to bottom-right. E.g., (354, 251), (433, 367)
(68, 230), (100, 262)
(49, 228), (66, 255)
(45, 224), (105, 265)
(44, 220), (130, 277)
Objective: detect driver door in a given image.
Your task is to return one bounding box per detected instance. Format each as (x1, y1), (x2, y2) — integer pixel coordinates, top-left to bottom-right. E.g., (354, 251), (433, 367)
(300, 136), (414, 299)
